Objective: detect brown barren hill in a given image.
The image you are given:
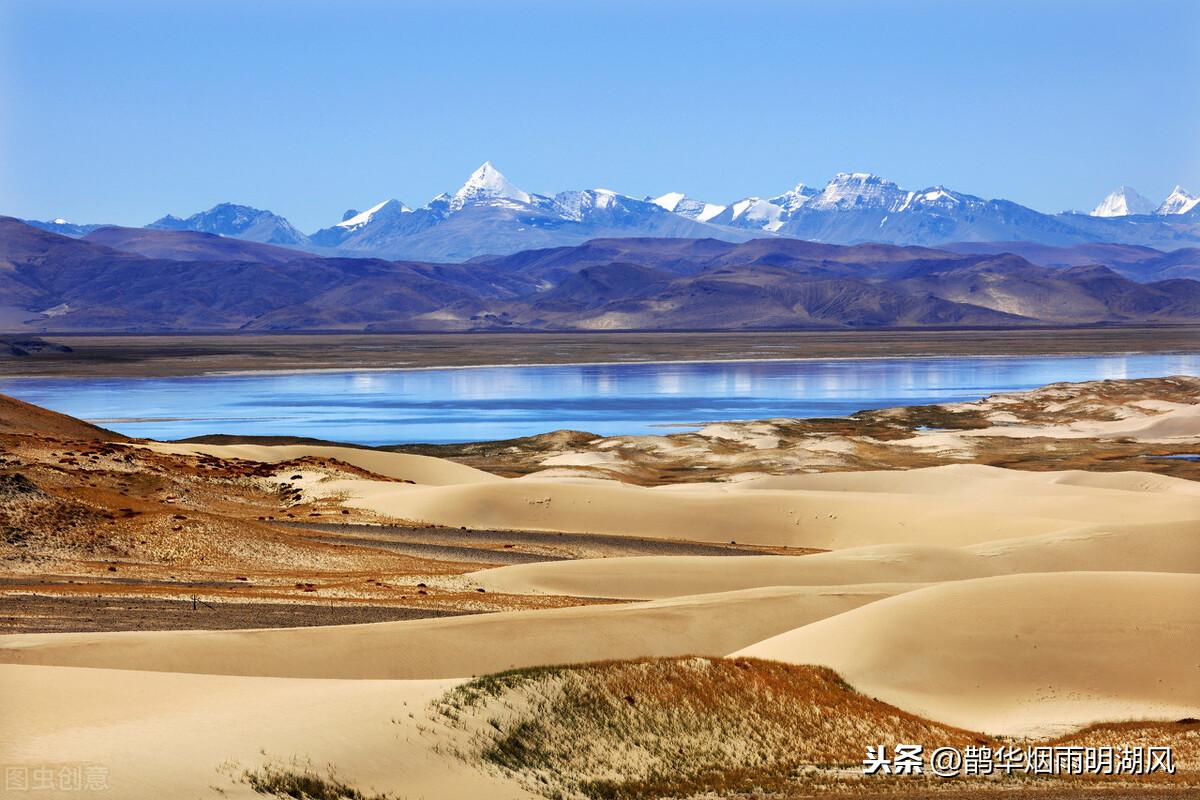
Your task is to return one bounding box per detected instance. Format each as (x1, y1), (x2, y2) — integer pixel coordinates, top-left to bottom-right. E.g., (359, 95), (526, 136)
(0, 393), (125, 441)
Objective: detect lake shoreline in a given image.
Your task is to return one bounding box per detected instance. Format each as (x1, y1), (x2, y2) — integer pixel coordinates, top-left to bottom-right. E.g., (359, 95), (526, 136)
(2, 326), (1199, 379)
(3, 352), (1197, 445)
(12, 349), (1200, 381)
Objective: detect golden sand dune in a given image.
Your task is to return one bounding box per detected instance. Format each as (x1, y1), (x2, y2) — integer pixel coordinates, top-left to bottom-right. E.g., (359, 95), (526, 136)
(4, 657), (1196, 800)
(734, 572), (1200, 737)
(146, 441), (501, 486)
(0, 664), (531, 800)
(331, 463), (1200, 549)
(882, 402), (1200, 461)
(738, 462), (1200, 496)
(474, 519), (1200, 599)
(885, 401), (1200, 452)
(0, 585), (907, 679)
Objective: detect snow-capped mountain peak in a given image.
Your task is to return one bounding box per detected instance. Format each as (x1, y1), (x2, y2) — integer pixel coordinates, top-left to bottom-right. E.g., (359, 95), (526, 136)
(652, 192), (686, 212)
(915, 186), (960, 204)
(77, 167), (1200, 261)
(728, 197), (785, 231)
(769, 182), (817, 214)
(449, 161), (532, 211)
(808, 172), (906, 211)
(555, 188), (624, 220)
(336, 199), (411, 231)
(147, 202), (309, 246)
(1091, 186), (1156, 217)
(1157, 185), (1199, 216)
(894, 185), (970, 213)
(651, 192), (726, 222)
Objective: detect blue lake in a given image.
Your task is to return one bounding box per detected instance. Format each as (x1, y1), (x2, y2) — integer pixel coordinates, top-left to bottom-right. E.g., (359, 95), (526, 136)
(3, 353), (1198, 445)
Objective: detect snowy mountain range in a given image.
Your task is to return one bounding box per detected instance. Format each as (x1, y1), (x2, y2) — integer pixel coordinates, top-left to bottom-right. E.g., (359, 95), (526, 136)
(1090, 185), (1198, 218)
(22, 163), (1200, 260)
(301, 162), (724, 261)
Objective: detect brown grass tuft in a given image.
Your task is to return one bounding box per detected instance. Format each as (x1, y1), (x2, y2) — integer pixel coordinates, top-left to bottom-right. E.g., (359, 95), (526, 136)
(428, 656), (982, 799)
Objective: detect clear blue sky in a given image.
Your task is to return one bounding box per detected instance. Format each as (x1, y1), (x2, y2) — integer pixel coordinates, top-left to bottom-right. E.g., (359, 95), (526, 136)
(2, 0), (1197, 231)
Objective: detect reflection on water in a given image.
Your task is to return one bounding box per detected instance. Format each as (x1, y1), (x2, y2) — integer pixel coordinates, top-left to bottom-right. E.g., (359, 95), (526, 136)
(2, 354), (1197, 445)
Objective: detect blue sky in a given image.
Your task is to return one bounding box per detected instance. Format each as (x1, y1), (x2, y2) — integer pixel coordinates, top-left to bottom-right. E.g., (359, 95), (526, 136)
(2, 0), (1197, 231)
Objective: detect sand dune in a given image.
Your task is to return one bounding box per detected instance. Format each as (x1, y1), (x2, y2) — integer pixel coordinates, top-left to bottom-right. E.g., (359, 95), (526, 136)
(893, 401), (1200, 445)
(14, 431), (1196, 759)
(334, 464), (1200, 549)
(0, 585), (904, 679)
(0, 664), (528, 800)
(6, 573), (1195, 744)
(138, 447), (1200, 554)
(734, 572), (1200, 737)
(1025, 402), (1200, 441)
(474, 519), (1200, 599)
(1110, 403), (1200, 439)
(146, 441), (501, 486)
(738, 462), (1200, 496)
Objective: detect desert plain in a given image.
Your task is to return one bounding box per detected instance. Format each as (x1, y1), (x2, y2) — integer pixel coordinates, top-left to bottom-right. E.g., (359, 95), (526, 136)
(0, 343), (1198, 798)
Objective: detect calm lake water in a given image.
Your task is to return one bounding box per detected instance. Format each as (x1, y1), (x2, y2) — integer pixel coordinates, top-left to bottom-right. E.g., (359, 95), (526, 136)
(3, 354), (1198, 445)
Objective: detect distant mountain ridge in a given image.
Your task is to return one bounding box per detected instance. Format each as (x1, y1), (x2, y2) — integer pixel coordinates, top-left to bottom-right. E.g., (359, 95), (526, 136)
(147, 202), (309, 246)
(2, 217), (1197, 334)
(1090, 187), (1156, 217)
(304, 162), (740, 261)
(22, 218), (106, 238)
(19, 163), (1200, 260)
(82, 226), (313, 265)
(1157, 186), (1200, 216)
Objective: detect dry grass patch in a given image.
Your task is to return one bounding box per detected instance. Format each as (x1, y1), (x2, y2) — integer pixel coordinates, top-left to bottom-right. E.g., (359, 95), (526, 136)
(234, 759), (394, 799)
(427, 656), (984, 799)
(427, 658), (1200, 798)
(1050, 719), (1200, 773)
(0, 473), (107, 555)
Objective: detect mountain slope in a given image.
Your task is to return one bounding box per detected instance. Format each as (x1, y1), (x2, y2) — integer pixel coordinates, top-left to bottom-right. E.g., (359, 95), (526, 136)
(21, 219), (105, 238)
(502, 265), (1031, 330)
(483, 246), (1200, 330)
(1091, 186), (1156, 217)
(308, 199), (414, 249)
(0, 392), (125, 440)
(148, 203), (311, 247)
(0, 217), (493, 332)
(3, 219), (1197, 333)
(782, 190), (1096, 247)
(317, 164), (753, 262)
(650, 192), (726, 222)
(1159, 186), (1200, 215)
(448, 160), (532, 209)
(82, 226), (312, 264)
(696, 173), (1200, 251)
(941, 241), (1200, 281)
